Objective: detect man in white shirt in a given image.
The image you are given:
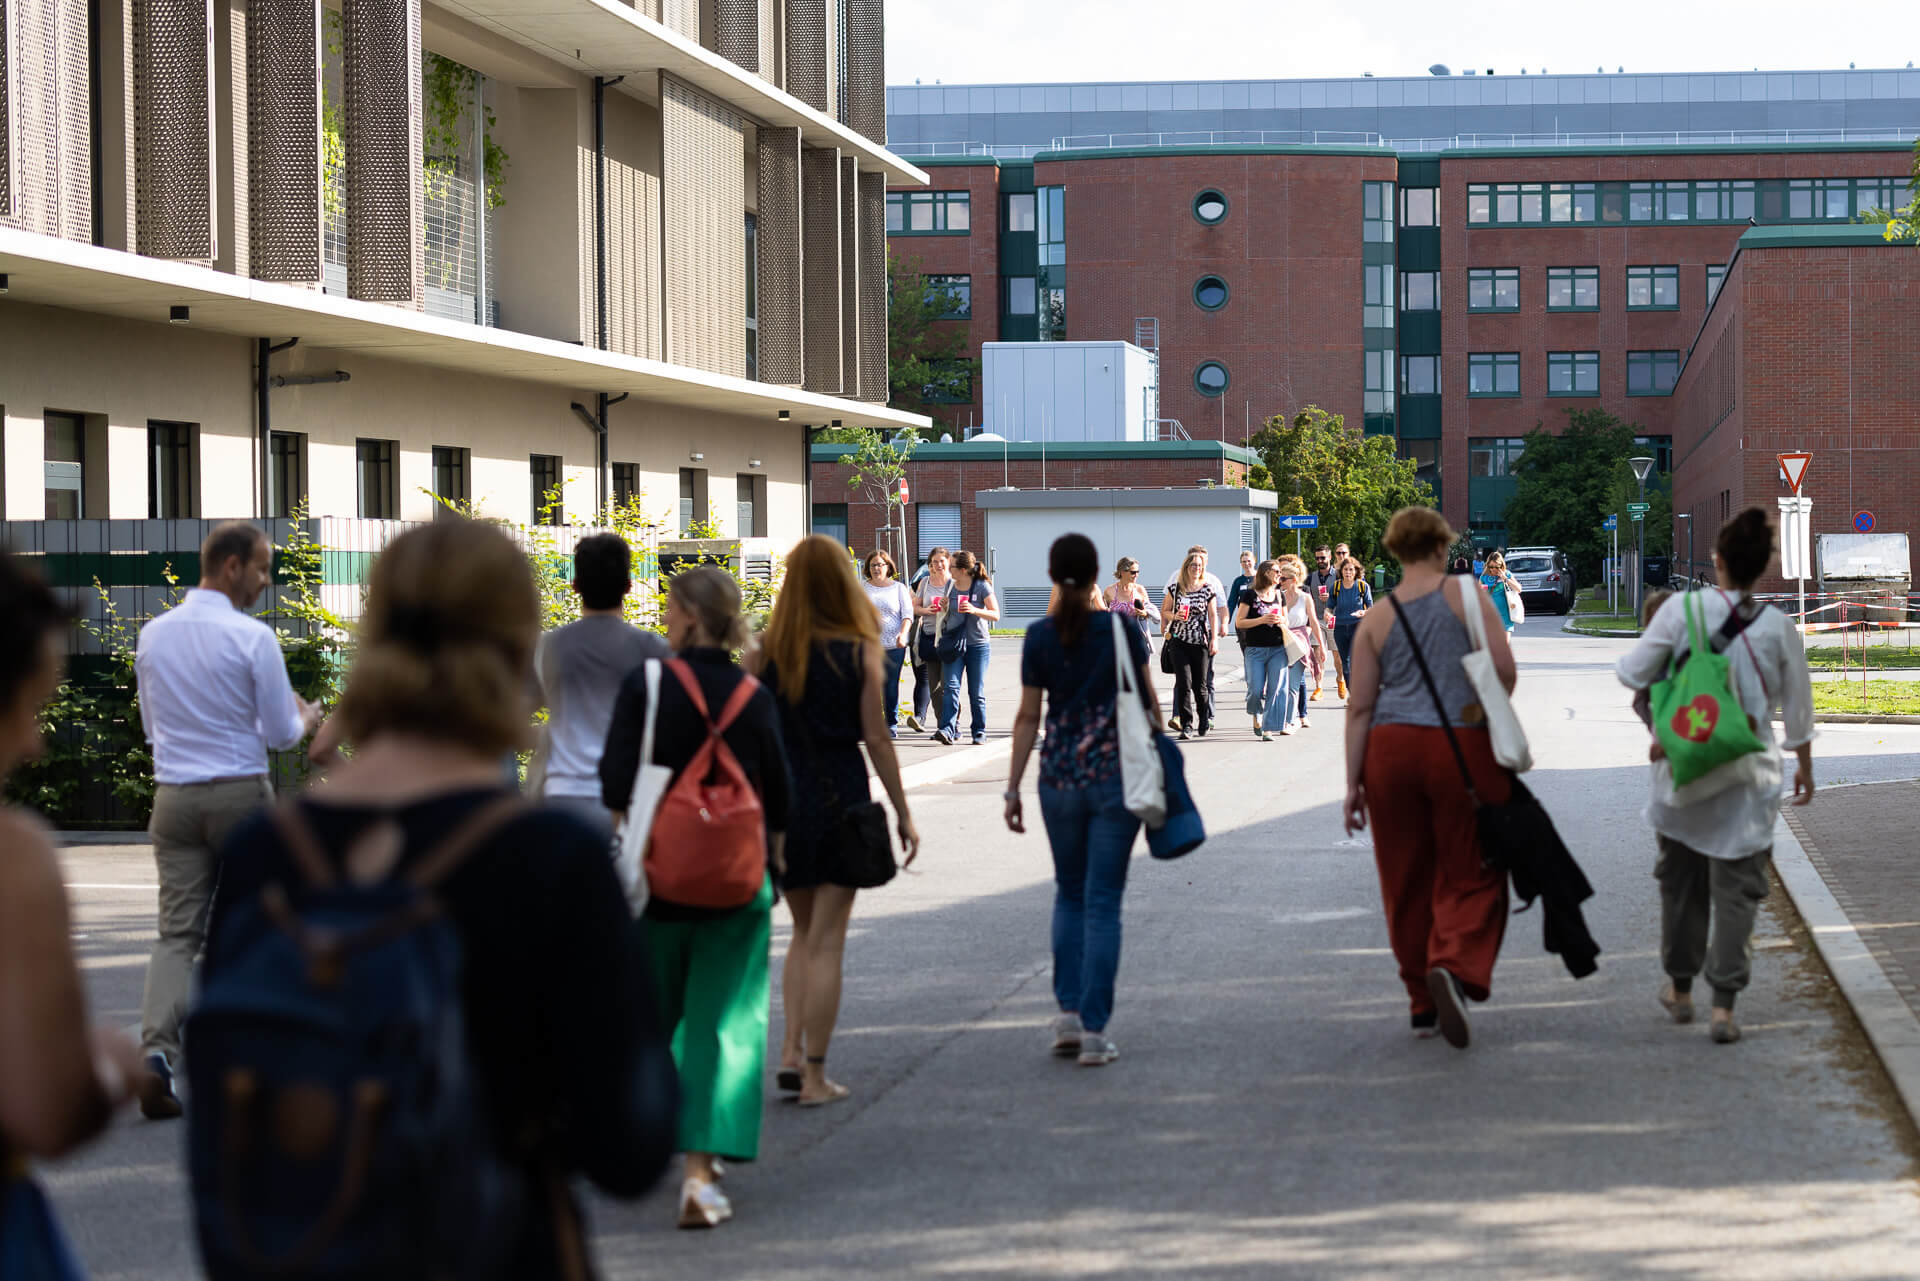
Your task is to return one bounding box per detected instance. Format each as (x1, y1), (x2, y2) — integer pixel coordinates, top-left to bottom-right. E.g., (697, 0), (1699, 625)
(134, 521), (319, 1118)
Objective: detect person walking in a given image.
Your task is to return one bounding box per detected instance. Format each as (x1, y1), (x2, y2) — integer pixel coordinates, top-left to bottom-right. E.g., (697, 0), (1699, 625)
(531, 532), (667, 829)
(1616, 508), (1817, 1045)
(1006, 534), (1162, 1067)
(1342, 506), (1517, 1049)
(935, 550), (1000, 746)
(1226, 549), (1260, 720)
(1275, 559), (1330, 734)
(861, 550), (915, 739)
(1480, 551), (1519, 634)
(1329, 556), (1374, 700)
(1233, 559), (1291, 740)
(1305, 545), (1338, 701)
(132, 521), (322, 1118)
(1103, 557), (1158, 645)
(754, 536), (920, 1106)
(907, 548), (953, 732)
(599, 566), (791, 1228)
(1163, 545), (1227, 726)
(200, 520), (678, 1277)
(1160, 552), (1219, 739)
(1, 551), (149, 1273)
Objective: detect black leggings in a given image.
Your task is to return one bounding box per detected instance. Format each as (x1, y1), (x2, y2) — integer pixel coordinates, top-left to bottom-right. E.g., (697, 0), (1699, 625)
(1167, 638), (1212, 730)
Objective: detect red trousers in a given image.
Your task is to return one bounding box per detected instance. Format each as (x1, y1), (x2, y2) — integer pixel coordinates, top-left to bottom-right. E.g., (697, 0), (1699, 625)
(1363, 723), (1511, 1011)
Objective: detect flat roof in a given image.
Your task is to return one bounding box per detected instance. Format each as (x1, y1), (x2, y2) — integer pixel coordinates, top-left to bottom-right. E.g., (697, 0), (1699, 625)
(975, 487), (1277, 510)
(1736, 223), (1904, 249)
(812, 439), (1261, 464)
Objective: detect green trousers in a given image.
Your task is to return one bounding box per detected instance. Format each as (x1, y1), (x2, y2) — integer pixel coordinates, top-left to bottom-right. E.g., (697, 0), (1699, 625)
(644, 878), (772, 1161)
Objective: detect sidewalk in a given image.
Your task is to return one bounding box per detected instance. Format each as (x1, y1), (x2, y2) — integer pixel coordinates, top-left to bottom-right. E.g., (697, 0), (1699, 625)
(1785, 781), (1920, 1017)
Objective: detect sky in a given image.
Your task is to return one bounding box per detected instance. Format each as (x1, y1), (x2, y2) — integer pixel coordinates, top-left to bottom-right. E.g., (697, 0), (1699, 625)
(885, 0), (1920, 86)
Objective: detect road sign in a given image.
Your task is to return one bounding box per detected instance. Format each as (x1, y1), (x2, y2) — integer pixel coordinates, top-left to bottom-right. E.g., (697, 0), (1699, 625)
(1855, 510), (1876, 534)
(1602, 514), (1617, 531)
(1778, 452), (1812, 495)
(1276, 514), (1320, 530)
(897, 477), (910, 506)
(1630, 512), (1645, 522)
(1626, 502), (1650, 513)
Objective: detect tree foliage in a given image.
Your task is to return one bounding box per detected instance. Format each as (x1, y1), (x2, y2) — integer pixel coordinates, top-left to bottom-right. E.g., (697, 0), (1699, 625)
(1504, 409), (1668, 584)
(1244, 405), (1433, 570)
(1862, 137), (1920, 243)
(887, 249), (975, 411)
(836, 427), (919, 563)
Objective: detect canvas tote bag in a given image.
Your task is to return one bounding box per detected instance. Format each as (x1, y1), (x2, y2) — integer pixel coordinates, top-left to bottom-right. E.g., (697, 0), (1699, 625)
(1112, 614), (1166, 825)
(1456, 575), (1533, 773)
(614, 659), (671, 915)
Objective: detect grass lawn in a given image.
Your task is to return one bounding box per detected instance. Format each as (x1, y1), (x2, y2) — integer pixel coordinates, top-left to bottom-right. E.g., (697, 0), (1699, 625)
(1805, 644), (1920, 670)
(1564, 613), (1642, 635)
(1811, 679), (1920, 716)
(1572, 595), (1615, 616)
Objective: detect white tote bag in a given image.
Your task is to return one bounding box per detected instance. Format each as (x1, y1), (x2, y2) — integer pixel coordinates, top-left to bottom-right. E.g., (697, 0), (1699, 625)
(613, 658), (672, 916)
(1505, 582), (1525, 625)
(1456, 575), (1533, 773)
(1113, 615), (1167, 826)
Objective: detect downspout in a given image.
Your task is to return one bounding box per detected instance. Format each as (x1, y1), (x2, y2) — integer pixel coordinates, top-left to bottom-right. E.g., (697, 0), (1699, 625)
(802, 424), (818, 536)
(592, 74), (625, 520)
(256, 337), (299, 518)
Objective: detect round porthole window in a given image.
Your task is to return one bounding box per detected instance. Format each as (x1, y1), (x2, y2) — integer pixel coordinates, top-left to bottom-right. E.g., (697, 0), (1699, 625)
(1192, 189), (1229, 225)
(1193, 361), (1230, 398)
(1193, 275), (1230, 312)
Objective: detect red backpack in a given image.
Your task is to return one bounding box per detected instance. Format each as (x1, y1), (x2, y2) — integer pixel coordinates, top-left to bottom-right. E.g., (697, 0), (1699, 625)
(644, 659), (768, 908)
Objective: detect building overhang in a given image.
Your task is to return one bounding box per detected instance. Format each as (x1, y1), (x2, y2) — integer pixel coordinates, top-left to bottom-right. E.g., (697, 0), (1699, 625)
(975, 487), (1277, 510)
(434, 0), (929, 186)
(0, 229), (930, 432)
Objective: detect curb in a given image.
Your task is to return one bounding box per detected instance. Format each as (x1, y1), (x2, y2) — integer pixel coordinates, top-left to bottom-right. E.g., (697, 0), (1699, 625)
(1811, 713), (1920, 725)
(57, 830), (149, 846)
(1560, 619), (1642, 638)
(1769, 812), (1920, 1129)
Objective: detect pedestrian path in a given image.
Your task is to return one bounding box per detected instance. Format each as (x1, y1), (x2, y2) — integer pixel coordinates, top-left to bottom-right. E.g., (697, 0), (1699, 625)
(1786, 779), (1920, 1026)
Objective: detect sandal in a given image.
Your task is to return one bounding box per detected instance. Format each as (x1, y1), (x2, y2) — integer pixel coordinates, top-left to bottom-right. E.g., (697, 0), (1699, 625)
(776, 1067), (803, 1093)
(797, 1080), (851, 1107)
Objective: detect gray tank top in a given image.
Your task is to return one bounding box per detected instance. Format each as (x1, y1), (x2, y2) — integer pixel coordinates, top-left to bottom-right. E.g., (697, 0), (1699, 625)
(1373, 584), (1483, 728)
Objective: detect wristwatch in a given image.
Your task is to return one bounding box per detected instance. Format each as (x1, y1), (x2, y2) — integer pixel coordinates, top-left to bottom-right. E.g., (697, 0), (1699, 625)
(1002, 789), (1020, 802)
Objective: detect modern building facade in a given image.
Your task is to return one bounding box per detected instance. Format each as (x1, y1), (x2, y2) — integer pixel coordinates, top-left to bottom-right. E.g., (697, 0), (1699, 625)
(883, 68), (1919, 549)
(2, 0), (925, 542)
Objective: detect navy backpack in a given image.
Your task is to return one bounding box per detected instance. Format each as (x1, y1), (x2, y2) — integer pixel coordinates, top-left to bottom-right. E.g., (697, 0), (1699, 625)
(187, 796), (527, 1281)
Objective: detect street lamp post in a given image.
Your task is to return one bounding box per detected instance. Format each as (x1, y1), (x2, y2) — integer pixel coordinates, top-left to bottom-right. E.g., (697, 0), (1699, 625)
(1628, 455), (1656, 620)
(1675, 512), (1694, 586)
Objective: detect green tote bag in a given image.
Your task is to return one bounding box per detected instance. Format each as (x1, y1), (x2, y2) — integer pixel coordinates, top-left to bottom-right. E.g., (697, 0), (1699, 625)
(1650, 592), (1768, 787)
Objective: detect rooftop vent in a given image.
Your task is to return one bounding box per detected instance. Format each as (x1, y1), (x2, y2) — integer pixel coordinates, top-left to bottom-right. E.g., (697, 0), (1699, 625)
(1428, 63), (1450, 76)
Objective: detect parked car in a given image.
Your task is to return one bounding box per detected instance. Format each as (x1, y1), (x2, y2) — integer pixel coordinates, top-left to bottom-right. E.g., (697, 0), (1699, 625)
(1503, 546), (1577, 615)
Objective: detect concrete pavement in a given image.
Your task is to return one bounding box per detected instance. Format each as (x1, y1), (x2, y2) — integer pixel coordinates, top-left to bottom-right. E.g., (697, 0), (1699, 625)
(39, 613), (1920, 1280)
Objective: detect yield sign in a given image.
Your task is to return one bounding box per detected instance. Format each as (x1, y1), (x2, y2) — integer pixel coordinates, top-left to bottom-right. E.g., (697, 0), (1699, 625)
(1778, 452), (1812, 495)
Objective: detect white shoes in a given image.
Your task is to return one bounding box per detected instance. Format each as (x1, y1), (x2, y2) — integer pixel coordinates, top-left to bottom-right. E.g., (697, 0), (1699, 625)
(678, 1178), (733, 1229)
(1050, 1012), (1084, 1056)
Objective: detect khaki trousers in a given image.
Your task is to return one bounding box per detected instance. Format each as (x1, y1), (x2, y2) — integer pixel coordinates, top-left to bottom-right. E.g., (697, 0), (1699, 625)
(140, 777), (273, 1060)
(1654, 835), (1771, 1011)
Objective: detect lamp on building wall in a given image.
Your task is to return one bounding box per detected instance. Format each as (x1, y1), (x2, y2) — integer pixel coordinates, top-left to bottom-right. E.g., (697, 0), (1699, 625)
(0, 274), (9, 294)
(689, 451), (705, 462)
(778, 409), (790, 420)
(748, 459), (762, 468)
(169, 305), (191, 324)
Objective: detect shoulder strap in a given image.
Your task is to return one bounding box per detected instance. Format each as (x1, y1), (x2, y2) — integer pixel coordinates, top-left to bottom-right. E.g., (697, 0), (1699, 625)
(270, 803), (340, 889)
(1387, 594), (1482, 805)
(1456, 574), (1488, 654)
(664, 657), (709, 720)
(711, 673), (761, 735)
(638, 658), (661, 769)
(408, 795), (529, 889)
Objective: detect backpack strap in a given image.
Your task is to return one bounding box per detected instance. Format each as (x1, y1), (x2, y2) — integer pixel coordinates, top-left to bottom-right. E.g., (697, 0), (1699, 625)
(269, 803), (341, 890)
(663, 657), (761, 735)
(406, 794), (529, 890)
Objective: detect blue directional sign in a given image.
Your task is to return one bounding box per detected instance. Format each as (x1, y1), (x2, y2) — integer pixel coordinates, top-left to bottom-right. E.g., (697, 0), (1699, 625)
(1602, 514), (1617, 531)
(1276, 514), (1320, 530)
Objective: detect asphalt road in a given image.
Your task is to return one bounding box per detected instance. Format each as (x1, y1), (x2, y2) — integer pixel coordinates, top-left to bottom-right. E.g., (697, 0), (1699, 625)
(42, 614), (1920, 1279)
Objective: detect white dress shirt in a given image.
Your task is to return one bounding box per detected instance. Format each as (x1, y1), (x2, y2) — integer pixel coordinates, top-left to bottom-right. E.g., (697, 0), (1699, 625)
(1615, 589), (1817, 860)
(136, 589), (308, 784)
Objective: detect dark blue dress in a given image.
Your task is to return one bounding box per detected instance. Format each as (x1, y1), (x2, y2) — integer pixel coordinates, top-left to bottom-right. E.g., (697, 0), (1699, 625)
(765, 639), (872, 890)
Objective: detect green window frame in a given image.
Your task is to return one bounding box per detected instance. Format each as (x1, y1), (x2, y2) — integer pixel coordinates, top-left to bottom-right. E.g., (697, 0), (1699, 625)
(1547, 351), (1600, 397)
(1469, 437), (1526, 477)
(1626, 264), (1679, 310)
(1627, 350), (1681, 396)
(1363, 263), (1394, 328)
(1193, 274), (1229, 312)
(926, 273), (971, 319)
(1193, 360), (1230, 398)
(886, 189), (972, 235)
(1548, 182), (1596, 223)
(1467, 176), (1910, 229)
(1364, 347), (1395, 416)
(1694, 180), (1756, 221)
(1399, 186), (1437, 227)
(1628, 181), (1690, 223)
(1546, 266), (1598, 311)
(1467, 267), (1519, 312)
(1468, 352), (1520, 398)
(1194, 188), (1230, 227)
(1361, 181), (1393, 243)
(1706, 264), (1727, 306)
(1788, 178), (1852, 221)
(1399, 354), (1440, 397)
(1400, 270), (1439, 312)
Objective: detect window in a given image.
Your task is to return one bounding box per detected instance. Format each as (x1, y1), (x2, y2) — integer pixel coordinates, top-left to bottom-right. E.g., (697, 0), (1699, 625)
(43, 412), (85, 519)
(679, 467), (708, 534)
(1634, 435), (1674, 474)
(885, 190), (971, 234)
(1194, 188), (1230, 226)
(1627, 264), (1679, 310)
(736, 473), (766, 538)
(268, 431), (307, 519)
(1397, 438), (1440, 489)
(1468, 353), (1520, 398)
(432, 445), (470, 510)
(1789, 178), (1852, 221)
(356, 439), (397, 519)
(813, 503), (849, 548)
(148, 421), (196, 519)
(1469, 437), (1526, 477)
(1400, 270), (1438, 311)
(1629, 181), (1689, 222)
(1399, 355), (1440, 396)
(1037, 186), (1065, 263)
(1467, 184), (1491, 225)
(1547, 266), (1599, 311)
(1004, 192), (1036, 232)
(1364, 348), (1395, 415)
(612, 463), (639, 507)
(530, 454), (563, 525)
(916, 502), (961, 559)
(1469, 183), (1544, 225)
(1361, 181), (1393, 243)
(1548, 182), (1596, 223)
(1695, 180), (1755, 221)
(1364, 264), (1394, 327)
(1547, 352), (1600, 396)
(1627, 351), (1681, 396)
(1467, 267), (1519, 311)
(1855, 177), (1905, 217)
(1400, 187), (1437, 227)
(927, 274), (971, 319)
(1193, 275), (1229, 312)
(1193, 360), (1230, 397)
(1706, 264), (1728, 305)
(744, 212), (758, 379)
(1003, 276), (1036, 315)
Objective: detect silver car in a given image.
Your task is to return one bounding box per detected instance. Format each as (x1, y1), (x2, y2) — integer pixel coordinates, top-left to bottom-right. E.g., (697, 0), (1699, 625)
(1503, 546), (1576, 615)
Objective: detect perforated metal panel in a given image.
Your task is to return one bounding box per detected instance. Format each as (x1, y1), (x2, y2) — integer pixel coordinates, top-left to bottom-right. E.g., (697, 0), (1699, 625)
(0, 0), (90, 238)
(757, 0), (777, 86)
(661, 0), (696, 39)
(843, 0), (882, 142)
(708, 0), (757, 74)
(837, 153), (857, 397)
(755, 124), (802, 385)
(856, 168), (885, 402)
(1, 0), (17, 216)
(606, 118), (661, 359)
(661, 75), (746, 375)
(784, 0), (824, 110)
(134, 0), (215, 258)
(800, 145), (840, 394)
(246, 0), (318, 280)
(54, 0), (83, 233)
(342, 0), (420, 304)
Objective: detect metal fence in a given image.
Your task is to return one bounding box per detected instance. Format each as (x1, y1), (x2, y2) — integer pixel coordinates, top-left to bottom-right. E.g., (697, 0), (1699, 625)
(892, 126), (1920, 158)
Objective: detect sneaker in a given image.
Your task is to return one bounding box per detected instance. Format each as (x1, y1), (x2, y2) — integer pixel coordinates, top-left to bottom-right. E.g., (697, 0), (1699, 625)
(905, 714), (925, 732)
(1426, 968), (1471, 1049)
(1077, 1031), (1119, 1066)
(1659, 984), (1695, 1025)
(1710, 1010), (1741, 1044)
(972, 735), (985, 746)
(1178, 728), (1190, 741)
(1278, 725), (1294, 737)
(1310, 688), (1323, 702)
(1411, 1010), (1439, 1039)
(1298, 716), (1311, 729)
(932, 729), (954, 745)
(1196, 723), (1210, 738)
(1337, 679), (1348, 699)
(1050, 1013), (1084, 1056)
(677, 1178), (734, 1229)
(140, 1052), (183, 1121)
(1258, 730), (1273, 742)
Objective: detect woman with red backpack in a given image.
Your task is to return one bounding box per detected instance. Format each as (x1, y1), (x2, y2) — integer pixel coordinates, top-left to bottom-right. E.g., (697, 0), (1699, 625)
(600, 566), (794, 1229)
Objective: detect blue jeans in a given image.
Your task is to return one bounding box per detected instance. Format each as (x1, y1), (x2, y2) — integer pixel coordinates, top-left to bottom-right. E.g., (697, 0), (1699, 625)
(1039, 775), (1140, 1033)
(940, 644), (989, 740)
(1242, 645), (1289, 731)
(1333, 622), (1359, 683)
(881, 646), (907, 730)
(1280, 658), (1305, 726)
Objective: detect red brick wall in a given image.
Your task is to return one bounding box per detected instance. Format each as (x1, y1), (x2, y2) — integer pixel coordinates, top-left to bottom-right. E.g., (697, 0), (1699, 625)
(888, 163), (1001, 430)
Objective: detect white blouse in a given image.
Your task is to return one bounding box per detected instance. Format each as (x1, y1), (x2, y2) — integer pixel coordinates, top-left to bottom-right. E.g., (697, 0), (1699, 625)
(1615, 589), (1817, 860)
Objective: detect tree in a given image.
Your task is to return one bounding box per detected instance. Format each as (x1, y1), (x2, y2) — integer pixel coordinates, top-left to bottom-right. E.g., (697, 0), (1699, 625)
(1244, 405), (1433, 569)
(1503, 409), (1664, 584)
(887, 249), (975, 412)
(839, 426), (919, 565)
(1863, 137), (1920, 243)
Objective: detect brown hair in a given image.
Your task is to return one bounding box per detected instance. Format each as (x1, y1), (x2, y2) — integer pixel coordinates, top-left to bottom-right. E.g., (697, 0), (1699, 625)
(863, 548), (898, 580)
(0, 548), (69, 719)
(1641, 587), (1674, 628)
(761, 534), (880, 702)
(1253, 559), (1281, 591)
(1114, 557), (1140, 578)
(1715, 507), (1774, 587)
(1178, 553), (1206, 592)
(1337, 556), (1362, 585)
(201, 521), (266, 577)
(671, 565), (749, 651)
(336, 520), (538, 756)
(1383, 506), (1456, 566)
(1483, 551), (1506, 575)
(951, 549), (989, 582)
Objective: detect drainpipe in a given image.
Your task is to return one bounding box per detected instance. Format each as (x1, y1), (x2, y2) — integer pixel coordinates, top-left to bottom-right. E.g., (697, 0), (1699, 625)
(802, 423), (817, 536)
(256, 336), (300, 518)
(592, 75), (625, 356)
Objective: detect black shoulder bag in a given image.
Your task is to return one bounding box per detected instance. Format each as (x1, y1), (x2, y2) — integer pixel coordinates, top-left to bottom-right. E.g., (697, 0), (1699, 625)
(1386, 595), (1571, 874)
(792, 645), (897, 890)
